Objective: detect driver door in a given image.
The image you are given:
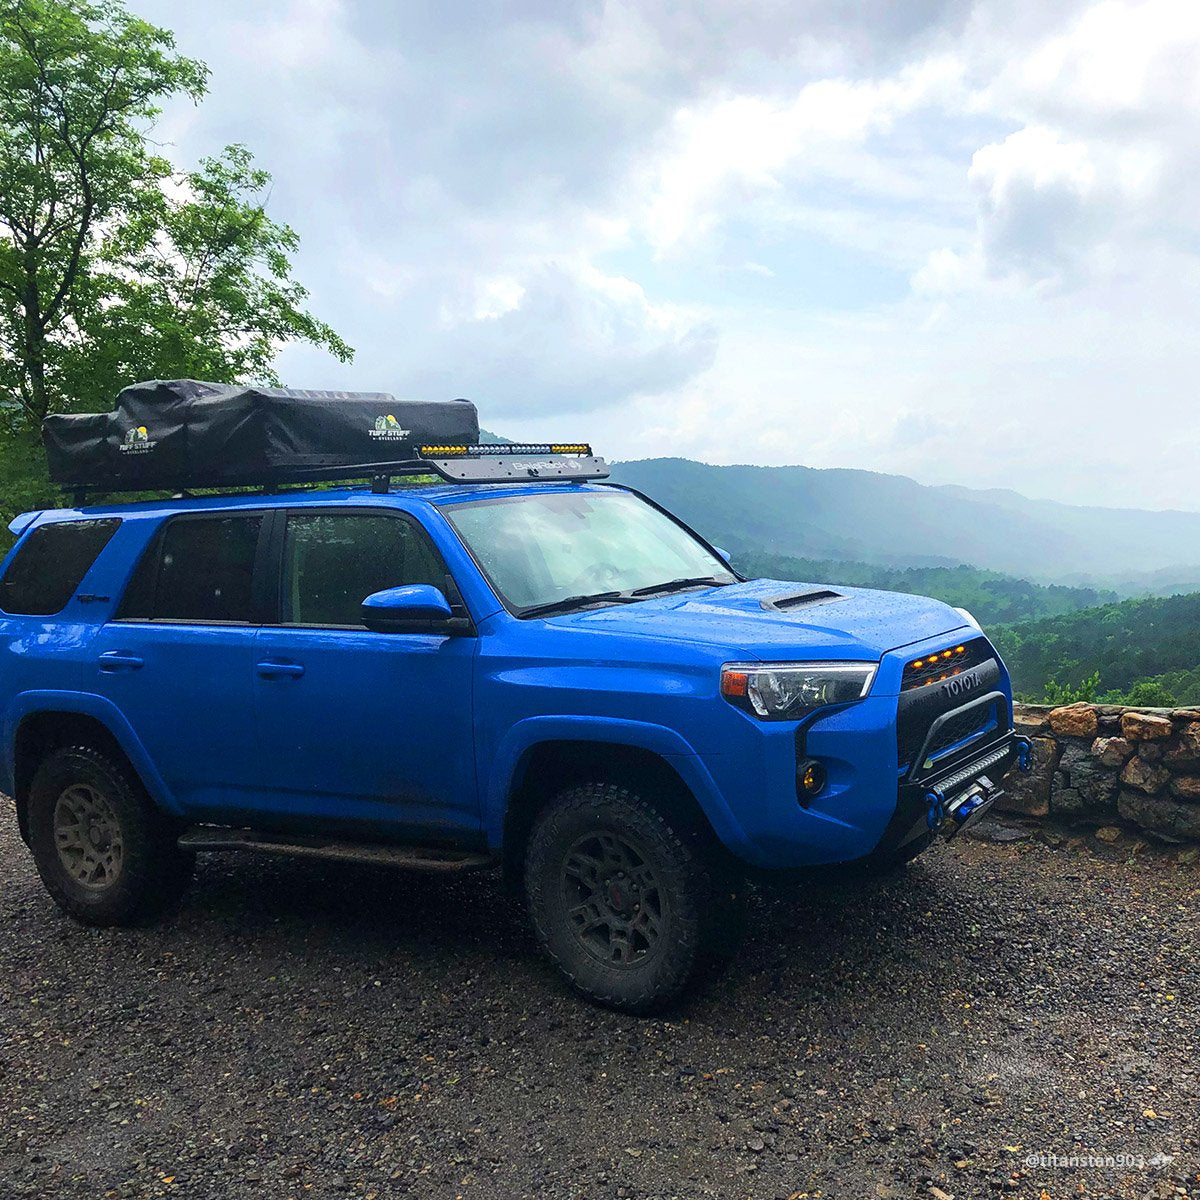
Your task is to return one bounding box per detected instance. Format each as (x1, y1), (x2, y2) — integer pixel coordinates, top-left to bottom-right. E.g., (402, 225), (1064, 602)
(252, 508), (479, 839)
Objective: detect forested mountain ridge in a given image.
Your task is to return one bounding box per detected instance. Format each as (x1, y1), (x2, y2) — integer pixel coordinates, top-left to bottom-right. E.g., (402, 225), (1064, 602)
(608, 457), (1200, 582)
(730, 549), (1117, 627)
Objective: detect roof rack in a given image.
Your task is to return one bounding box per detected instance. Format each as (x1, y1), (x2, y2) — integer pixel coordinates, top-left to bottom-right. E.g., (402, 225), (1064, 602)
(66, 443), (609, 505)
(368, 442), (608, 492)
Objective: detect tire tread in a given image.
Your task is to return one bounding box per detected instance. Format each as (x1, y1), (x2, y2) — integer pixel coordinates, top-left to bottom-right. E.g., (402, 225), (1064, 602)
(524, 780), (732, 1013)
(27, 743), (192, 926)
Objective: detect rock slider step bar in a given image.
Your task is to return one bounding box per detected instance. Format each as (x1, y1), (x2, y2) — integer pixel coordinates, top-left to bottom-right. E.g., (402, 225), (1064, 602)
(178, 827), (495, 872)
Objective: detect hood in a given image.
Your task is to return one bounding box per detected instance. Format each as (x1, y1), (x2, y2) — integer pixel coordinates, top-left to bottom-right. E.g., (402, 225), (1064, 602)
(544, 578), (971, 661)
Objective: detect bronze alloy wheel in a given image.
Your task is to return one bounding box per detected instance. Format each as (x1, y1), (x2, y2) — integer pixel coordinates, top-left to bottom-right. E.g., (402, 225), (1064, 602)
(27, 744), (194, 926)
(52, 782), (125, 891)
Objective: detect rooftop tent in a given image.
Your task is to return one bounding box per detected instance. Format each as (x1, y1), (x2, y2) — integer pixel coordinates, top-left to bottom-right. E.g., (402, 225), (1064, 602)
(42, 380), (481, 491)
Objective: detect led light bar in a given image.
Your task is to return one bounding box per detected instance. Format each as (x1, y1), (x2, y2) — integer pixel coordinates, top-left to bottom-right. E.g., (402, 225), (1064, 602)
(418, 442), (592, 458)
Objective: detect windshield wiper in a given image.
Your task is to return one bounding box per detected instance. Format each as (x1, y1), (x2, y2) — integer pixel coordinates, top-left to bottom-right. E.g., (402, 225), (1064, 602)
(629, 575), (731, 597)
(519, 591), (637, 618)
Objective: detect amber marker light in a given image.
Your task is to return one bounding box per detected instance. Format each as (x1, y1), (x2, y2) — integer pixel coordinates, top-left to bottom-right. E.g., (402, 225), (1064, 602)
(721, 670), (750, 698)
(796, 758), (828, 803)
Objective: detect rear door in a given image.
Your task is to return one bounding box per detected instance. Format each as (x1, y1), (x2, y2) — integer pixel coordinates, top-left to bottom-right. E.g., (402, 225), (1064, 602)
(251, 507), (479, 839)
(93, 511), (269, 815)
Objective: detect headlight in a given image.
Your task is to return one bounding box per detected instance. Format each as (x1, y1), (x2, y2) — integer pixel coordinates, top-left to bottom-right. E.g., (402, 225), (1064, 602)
(954, 607), (982, 631)
(720, 661), (877, 721)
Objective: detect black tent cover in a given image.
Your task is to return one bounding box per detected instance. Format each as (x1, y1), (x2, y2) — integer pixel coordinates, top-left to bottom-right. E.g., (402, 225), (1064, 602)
(42, 380), (480, 490)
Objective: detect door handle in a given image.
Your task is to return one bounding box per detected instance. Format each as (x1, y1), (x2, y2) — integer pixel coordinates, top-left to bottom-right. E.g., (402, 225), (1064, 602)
(256, 660), (305, 679)
(98, 651), (144, 673)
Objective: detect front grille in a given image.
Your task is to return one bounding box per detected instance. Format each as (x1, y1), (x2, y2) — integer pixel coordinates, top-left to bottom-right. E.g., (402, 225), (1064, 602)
(895, 642), (1005, 775)
(901, 637), (990, 691)
(897, 700), (999, 770)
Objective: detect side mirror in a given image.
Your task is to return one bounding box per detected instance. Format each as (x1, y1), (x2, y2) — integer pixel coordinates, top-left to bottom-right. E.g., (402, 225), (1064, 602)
(360, 584), (460, 634)
(714, 546), (733, 566)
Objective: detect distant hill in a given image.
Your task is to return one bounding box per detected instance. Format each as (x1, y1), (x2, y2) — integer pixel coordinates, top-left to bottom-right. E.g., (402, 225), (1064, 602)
(608, 458), (1200, 583)
(731, 549), (1117, 628)
(1059, 564), (1200, 599)
(991, 592), (1200, 699)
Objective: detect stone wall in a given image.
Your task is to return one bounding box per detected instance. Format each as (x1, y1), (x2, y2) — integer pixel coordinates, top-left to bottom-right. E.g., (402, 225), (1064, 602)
(1000, 702), (1200, 842)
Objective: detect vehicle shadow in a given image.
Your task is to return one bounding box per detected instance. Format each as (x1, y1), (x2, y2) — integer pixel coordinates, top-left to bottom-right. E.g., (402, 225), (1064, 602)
(183, 851), (535, 963)
(177, 847), (982, 1027)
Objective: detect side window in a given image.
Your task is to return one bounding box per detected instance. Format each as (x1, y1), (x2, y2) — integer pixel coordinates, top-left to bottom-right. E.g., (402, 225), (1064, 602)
(282, 513), (448, 626)
(0, 519), (121, 616)
(120, 515), (264, 623)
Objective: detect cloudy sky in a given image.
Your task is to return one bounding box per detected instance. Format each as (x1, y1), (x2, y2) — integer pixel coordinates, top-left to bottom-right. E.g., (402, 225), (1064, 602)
(136, 0), (1200, 511)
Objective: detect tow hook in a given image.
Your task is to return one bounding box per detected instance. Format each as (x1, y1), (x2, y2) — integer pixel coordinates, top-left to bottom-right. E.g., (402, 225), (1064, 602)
(924, 787), (945, 832)
(1015, 735), (1033, 773)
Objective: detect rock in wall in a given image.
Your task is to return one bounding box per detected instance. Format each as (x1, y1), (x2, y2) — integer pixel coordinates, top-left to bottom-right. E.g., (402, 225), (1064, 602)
(1000, 703), (1200, 842)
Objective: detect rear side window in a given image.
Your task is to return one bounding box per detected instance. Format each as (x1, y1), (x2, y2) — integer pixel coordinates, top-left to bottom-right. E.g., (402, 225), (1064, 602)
(282, 512), (447, 626)
(120, 515), (264, 623)
(0, 519), (121, 615)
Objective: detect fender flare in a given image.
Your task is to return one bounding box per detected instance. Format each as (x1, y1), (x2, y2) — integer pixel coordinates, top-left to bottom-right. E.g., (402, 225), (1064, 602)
(3, 690), (182, 816)
(483, 714), (749, 854)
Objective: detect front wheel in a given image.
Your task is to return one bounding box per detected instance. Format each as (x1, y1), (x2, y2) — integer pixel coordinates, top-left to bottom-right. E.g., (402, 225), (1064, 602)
(524, 782), (724, 1013)
(26, 744), (193, 926)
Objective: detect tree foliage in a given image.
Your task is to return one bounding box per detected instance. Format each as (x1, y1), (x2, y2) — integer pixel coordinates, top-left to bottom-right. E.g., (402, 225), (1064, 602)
(81, 143), (352, 394)
(992, 592), (1200, 702)
(0, 0), (350, 436)
(1039, 671), (1101, 706)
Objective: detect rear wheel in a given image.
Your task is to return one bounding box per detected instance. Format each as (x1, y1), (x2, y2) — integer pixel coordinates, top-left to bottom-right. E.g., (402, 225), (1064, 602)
(524, 781), (731, 1013)
(27, 745), (193, 926)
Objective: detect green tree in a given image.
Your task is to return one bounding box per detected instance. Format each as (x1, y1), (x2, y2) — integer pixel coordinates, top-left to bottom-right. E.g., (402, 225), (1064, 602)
(1039, 670), (1101, 706)
(0, 0), (350, 435)
(80, 143), (352, 394)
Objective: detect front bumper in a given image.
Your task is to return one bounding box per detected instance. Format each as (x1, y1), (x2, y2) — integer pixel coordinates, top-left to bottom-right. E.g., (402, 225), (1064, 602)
(868, 726), (1032, 862)
(690, 632), (1028, 870)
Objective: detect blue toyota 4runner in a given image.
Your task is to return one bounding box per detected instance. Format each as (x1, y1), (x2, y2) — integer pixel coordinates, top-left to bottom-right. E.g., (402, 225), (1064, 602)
(2, 393), (1030, 1013)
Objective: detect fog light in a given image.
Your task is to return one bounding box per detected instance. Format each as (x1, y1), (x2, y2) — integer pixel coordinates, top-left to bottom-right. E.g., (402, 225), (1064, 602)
(796, 758), (827, 804)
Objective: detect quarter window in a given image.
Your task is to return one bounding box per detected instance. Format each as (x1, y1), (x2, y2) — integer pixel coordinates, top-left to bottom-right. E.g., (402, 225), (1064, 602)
(120, 515), (264, 623)
(282, 513), (447, 626)
(0, 518), (121, 616)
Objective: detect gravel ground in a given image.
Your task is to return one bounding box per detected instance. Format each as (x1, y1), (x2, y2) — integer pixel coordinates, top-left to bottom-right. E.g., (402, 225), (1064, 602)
(2, 795), (1197, 1200)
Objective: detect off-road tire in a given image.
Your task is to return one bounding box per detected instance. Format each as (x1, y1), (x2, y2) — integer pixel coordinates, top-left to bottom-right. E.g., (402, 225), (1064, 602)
(524, 781), (729, 1013)
(27, 744), (193, 926)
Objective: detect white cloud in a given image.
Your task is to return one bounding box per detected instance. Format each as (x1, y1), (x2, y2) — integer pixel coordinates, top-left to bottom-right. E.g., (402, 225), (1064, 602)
(969, 125), (1105, 285)
(919, 0), (1200, 291)
(641, 55), (965, 254)
(990, 0), (1200, 124)
(407, 262), (718, 418)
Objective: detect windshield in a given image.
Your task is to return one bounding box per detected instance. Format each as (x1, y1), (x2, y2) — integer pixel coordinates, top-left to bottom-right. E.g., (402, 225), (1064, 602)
(444, 489), (735, 613)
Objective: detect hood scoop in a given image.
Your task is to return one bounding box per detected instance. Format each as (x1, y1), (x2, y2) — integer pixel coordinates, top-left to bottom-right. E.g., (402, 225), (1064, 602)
(760, 587), (846, 613)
